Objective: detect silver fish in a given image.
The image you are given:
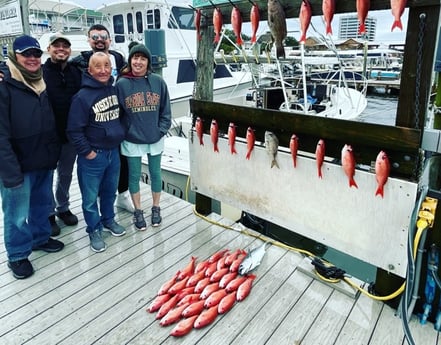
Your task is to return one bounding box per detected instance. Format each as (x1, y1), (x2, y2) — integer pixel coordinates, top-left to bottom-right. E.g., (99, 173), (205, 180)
(267, 0), (287, 58)
(265, 130), (279, 168)
(238, 242), (270, 276)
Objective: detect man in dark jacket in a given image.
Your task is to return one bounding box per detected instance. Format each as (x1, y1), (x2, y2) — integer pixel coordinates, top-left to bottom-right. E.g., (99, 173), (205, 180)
(43, 33), (82, 235)
(67, 52), (126, 253)
(70, 24), (134, 213)
(0, 35), (64, 279)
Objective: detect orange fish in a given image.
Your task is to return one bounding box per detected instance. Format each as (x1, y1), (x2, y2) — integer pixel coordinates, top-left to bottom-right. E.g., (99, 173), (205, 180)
(213, 7), (223, 43)
(290, 134), (299, 168)
(177, 293), (200, 307)
(194, 305), (218, 329)
(250, 3), (260, 44)
(195, 9), (202, 41)
(210, 119), (219, 152)
(341, 144), (358, 188)
(225, 275), (248, 293)
(218, 291), (236, 314)
(204, 288), (228, 308)
(147, 293), (171, 313)
(205, 261), (219, 278)
(224, 248), (242, 266)
(168, 276), (190, 295)
(209, 267), (230, 283)
(170, 314), (198, 337)
(194, 277), (211, 294)
(195, 259), (209, 273)
(375, 150), (390, 197)
(391, 0), (406, 31)
(322, 0), (335, 35)
(246, 127), (255, 159)
(356, 0), (370, 34)
(315, 139), (325, 178)
(229, 253), (246, 273)
(216, 255), (227, 270)
(177, 256), (197, 281)
(157, 271), (179, 296)
(156, 294), (180, 319)
(208, 248), (229, 263)
(200, 282), (221, 299)
(228, 122), (237, 154)
(186, 269), (207, 287)
(159, 303), (189, 326)
(181, 299), (205, 318)
(219, 271), (238, 289)
(236, 274), (256, 301)
(195, 116), (203, 145)
(299, 0), (312, 44)
(231, 6), (243, 45)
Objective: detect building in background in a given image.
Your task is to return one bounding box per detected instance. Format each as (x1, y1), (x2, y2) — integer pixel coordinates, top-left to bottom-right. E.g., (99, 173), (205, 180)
(339, 15), (377, 41)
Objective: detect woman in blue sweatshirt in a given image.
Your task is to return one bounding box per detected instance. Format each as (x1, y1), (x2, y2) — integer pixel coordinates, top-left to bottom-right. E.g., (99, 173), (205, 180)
(116, 43), (171, 230)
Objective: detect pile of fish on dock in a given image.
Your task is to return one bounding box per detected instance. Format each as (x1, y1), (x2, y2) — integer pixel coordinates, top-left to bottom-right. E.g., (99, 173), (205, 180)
(146, 244), (269, 337)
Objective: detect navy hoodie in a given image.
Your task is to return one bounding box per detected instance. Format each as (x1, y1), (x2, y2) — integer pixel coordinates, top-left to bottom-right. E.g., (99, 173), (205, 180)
(67, 72), (125, 156)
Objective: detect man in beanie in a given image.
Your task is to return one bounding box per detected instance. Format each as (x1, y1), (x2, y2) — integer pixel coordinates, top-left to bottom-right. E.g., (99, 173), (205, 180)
(71, 24), (134, 213)
(43, 32), (82, 235)
(116, 43), (171, 230)
(0, 35), (64, 279)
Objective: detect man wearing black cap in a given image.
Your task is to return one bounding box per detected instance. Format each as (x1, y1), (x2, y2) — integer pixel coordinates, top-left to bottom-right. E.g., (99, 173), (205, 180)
(43, 33), (82, 236)
(0, 35), (64, 279)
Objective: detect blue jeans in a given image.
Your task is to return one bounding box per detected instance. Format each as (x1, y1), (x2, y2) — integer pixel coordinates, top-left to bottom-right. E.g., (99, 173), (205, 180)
(0, 170), (53, 262)
(52, 141), (77, 214)
(77, 148), (120, 233)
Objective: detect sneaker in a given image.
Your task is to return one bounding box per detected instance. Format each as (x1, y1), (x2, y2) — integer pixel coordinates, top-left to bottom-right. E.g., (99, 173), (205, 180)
(57, 210), (78, 226)
(32, 238), (64, 252)
(115, 190), (135, 213)
(151, 206), (162, 227)
(89, 229), (107, 252)
(8, 259), (34, 279)
(49, 215), (61, 237)
(103, 220), (126, 237)
(133, 209), (147, 230)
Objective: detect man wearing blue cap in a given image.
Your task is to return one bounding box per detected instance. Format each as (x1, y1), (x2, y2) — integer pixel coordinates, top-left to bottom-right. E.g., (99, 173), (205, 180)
(0, 35), (64, 279)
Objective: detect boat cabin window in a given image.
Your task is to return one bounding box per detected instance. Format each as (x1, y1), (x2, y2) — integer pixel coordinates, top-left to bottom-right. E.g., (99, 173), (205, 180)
(113, 14), (125, 43)
(136, 12), (143, 33)
(146, 9), (160, 30)
(177, 59), (232, 83)
(168, 7), (195, 30)
(127, 13), (133, 34)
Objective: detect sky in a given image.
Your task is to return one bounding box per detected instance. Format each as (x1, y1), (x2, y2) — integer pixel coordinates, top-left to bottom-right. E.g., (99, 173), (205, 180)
(72, 0), (408, 44)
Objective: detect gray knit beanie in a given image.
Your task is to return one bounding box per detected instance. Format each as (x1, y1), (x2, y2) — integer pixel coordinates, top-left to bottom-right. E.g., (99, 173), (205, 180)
(128, 43), (152, 67)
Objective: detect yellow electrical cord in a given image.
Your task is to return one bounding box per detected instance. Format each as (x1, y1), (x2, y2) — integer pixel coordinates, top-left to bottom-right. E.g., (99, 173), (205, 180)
(187, 173), (433, 302)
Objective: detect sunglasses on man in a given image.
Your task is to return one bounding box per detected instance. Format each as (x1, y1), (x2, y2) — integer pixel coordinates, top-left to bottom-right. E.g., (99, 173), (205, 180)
(19, 49), (43, 58)
(90, 34), (109, 41)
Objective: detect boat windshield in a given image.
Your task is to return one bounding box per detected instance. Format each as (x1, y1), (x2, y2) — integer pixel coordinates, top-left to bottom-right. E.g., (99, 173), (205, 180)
(168, 6), (195, 30)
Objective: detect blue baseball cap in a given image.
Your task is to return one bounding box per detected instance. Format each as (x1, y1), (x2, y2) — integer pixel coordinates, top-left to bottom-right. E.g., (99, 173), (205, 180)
(13, 35), (42, 54)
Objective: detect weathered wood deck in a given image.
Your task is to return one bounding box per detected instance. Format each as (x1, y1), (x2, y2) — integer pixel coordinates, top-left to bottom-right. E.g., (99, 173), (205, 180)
(0, 178), (439, 344)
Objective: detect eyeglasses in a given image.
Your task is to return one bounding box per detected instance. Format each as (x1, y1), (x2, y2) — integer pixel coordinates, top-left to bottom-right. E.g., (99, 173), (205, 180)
(90, 33), (109, 41)
(20, 49), (43, 58)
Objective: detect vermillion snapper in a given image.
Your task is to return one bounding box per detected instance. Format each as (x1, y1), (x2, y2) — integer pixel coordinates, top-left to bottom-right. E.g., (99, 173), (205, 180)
(390, 0), (407, 31)
(213, 7), (223, 43)
(246, 127), (255, 159)
(341, 144), (358, 188)
(290, 134), (299, 168)
(228, 122), (237, 154)
(194, 9), (202, 41)
(231, 6), (243, 45)
(210, 119), (219, 152)
(250, 3), (260, 43)
(195, 116), (204, 145)
(322, 0), (336, 35)
(267, 0), (287, 58)
(356, 0), (370, 34)
(375, 150), (390, 197)
(315, 139), (325, 178)
(264, 131), (279, 168)
(299, 0), (312, 44)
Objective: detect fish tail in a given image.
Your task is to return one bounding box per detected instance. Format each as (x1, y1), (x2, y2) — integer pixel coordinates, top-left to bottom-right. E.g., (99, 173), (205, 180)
(276, 45), (285, 59)
(237, 36), (243, 46)
(350, 178), (358, 189)
(358, 23), (366, 34)
(293, 159), (297, 168)
(214, 144), (219, 152)
(391, 20), (403, 32)
(326, 24), (332, 35)
(375, 186), (384, 198)
(231, 147), (237, 155)
(251, 35), (256, 43)
(299, 33), (306, 43)
(199, 138), (204, 145)
(318, 169), (322, 178)
(213, 34), (220, 43)
(271, 159), (279, 169)
(246, 151), (251, 159)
